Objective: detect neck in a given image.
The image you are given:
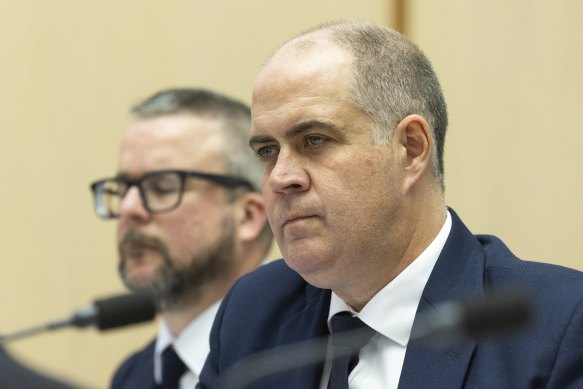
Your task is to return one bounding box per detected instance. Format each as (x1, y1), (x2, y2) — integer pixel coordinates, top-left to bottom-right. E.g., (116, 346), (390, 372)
(161, 306), (208, 338)
(160, 281), (227, 337)
(160, 244), (265, 337)
(340, 198), (447, 312)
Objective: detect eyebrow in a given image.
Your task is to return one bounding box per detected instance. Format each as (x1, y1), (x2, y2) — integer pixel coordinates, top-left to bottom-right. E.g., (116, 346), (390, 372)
(115, 172), (132, 179)
(115, 171), (151, 180)
(249, 119), (340, 149)
(248, 135), (274, 149)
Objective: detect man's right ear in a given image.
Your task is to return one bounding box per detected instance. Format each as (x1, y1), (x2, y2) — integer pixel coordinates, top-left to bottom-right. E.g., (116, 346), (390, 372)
(393, 114), (433, 193)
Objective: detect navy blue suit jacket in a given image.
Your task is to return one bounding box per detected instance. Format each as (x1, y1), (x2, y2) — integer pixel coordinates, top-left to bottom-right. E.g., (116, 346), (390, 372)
(0, 347), (78, 389)
(198, 210), (583, 388)
(110, 339), (156, 389)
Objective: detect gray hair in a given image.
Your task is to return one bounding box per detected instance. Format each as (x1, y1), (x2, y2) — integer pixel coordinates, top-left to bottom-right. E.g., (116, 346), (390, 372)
(295, 20), (448, 189)
(131, 88), (263, 193)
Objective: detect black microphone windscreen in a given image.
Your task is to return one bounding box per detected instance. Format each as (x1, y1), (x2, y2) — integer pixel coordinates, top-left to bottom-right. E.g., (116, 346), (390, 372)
(93, 293), (157, 330)
(461, 293), (532, 338)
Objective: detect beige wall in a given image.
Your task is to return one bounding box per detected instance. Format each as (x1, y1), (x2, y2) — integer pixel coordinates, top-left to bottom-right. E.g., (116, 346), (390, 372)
(409, 0), (583, 268)
(1, 1), (581, 388)
(0, 1), (390, 388)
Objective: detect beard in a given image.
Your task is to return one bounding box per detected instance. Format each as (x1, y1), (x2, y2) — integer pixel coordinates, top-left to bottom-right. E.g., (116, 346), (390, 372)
(117, 217), (236, 311)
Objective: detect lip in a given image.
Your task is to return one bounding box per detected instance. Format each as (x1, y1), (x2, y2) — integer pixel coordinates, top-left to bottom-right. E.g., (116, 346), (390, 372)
(122, 242), (160, 258)
(124, 241), (155, 251)
(282, 214), (316, 228)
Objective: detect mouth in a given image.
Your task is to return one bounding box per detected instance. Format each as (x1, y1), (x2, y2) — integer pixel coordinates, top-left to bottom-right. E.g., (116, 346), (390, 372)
(123, 243), (156, 259)
(120, 238), (165, 265)
(282, 215), (316, 228)
(120, 230), (166, 258)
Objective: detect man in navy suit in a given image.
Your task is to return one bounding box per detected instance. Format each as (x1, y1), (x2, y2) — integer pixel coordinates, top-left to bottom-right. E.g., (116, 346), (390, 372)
(197, 21), (583, 388)
(91, 88), (272, 389)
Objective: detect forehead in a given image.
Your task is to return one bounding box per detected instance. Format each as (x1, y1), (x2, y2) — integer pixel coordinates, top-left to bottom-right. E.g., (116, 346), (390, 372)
(118, 113), (226, 175)
(251, 40), (357, 135)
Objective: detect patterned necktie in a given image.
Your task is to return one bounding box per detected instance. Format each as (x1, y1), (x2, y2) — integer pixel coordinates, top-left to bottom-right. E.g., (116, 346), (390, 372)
(327, 312), (375, 389)
(159, 345), (187, 389)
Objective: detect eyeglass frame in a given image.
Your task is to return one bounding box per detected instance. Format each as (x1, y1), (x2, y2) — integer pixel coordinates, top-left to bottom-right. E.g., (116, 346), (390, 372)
(90, 169), (255, 219)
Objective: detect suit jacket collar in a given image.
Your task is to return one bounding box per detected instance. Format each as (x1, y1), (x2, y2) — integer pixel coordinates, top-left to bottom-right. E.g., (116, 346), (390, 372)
(398, 208), (485, 389)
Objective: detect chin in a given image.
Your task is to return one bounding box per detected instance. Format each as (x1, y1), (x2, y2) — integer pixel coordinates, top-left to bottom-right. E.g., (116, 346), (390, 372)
(283, 250), (335, 289)
(121, 265), (158, 289)
(124, 275), (154, 291)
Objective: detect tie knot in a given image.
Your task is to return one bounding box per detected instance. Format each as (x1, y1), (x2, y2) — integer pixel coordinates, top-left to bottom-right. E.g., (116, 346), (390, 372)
(161, 345), (187, 388)
(330, 312), (375, 350)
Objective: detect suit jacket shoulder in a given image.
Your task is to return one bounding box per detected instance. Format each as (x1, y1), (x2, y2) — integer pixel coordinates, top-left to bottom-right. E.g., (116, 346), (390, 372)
(110, 339), (156, 389)
(400, 209), (583, 389)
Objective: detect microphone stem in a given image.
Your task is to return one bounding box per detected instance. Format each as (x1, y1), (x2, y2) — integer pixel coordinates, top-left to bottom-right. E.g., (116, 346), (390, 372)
(0, 318), (72, 345)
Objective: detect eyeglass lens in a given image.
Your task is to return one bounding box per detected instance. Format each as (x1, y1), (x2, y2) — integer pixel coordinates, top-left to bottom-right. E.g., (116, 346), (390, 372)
(141, 173), (182, 212)
(95, 172), (184, 217)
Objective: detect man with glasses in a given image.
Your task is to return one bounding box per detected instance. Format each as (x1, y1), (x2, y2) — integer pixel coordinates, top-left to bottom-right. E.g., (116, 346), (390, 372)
(91, 88), (272, 389)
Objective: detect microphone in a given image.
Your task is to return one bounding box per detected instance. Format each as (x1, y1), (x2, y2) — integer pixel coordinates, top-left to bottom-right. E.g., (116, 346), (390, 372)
(217, 292), (532, 389)
(411, 291), (532, 341)
(0, 293), (157, 344)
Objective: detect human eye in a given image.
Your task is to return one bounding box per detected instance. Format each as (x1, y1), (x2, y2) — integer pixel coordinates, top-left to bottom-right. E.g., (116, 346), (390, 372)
(254, 145), (279, 161)
(145, 174), (180, 196)
(305, 134), (327, 147)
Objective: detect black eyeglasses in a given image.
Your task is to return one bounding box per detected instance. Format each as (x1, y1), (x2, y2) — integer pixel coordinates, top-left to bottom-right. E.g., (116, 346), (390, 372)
(90, 169), (254, 219)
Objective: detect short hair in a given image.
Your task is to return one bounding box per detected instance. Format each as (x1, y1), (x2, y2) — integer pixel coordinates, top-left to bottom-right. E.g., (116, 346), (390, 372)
(131, 88), (263, 193)
(290, 21), (448, 189)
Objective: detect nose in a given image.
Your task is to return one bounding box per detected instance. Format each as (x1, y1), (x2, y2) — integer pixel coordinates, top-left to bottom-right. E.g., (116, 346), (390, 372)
(268, 152), (310, 194)
(118, 186), (150, 222)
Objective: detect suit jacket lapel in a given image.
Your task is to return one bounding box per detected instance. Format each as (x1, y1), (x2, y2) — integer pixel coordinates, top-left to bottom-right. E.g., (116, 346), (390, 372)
(274, 285), (331, 389)
(125, 341), (157, 389)
(398, 209), (485, 389)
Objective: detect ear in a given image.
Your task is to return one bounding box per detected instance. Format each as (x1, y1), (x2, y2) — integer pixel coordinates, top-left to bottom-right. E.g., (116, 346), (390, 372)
(393, 114), (433, 192)
(234, 192), (268, 243)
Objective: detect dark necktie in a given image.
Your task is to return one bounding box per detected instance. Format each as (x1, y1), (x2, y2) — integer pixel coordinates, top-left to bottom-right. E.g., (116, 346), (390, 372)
(327, 312), (375, 389)
(159, 345), (187, 389)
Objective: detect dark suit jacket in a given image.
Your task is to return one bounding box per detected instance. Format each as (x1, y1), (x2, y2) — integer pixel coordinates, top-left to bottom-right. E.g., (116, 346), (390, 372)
(110, 339), (156, 389)
(0, 346), (78, 389)
(198, 210), (583, 388)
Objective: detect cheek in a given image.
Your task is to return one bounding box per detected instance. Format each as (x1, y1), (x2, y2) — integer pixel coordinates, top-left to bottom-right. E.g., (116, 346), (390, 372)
(162, 200), (231, 252)
(354, 151), (396, 192)
(156, 203), (207, 248)
(162, 216), (198, 241)
(166, 191), (225, 236)
(261, 179), (277, 214)
(116, 219), (129, 243)
(326, 159), (394, 221)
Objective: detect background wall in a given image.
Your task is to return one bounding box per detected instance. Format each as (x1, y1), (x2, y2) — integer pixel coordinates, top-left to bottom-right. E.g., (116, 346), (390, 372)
(0, 1), (581, 388)
(408, 0), (583, 266)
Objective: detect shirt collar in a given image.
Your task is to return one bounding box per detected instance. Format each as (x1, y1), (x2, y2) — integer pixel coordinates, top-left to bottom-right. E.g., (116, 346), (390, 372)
(328, 210), (452, 347)
(154, 300), (221, 382)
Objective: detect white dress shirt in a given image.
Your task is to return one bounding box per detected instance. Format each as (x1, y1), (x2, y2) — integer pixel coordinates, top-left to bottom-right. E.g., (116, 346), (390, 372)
(326, 211), (452, 389)
(154, 300), (221, 389)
